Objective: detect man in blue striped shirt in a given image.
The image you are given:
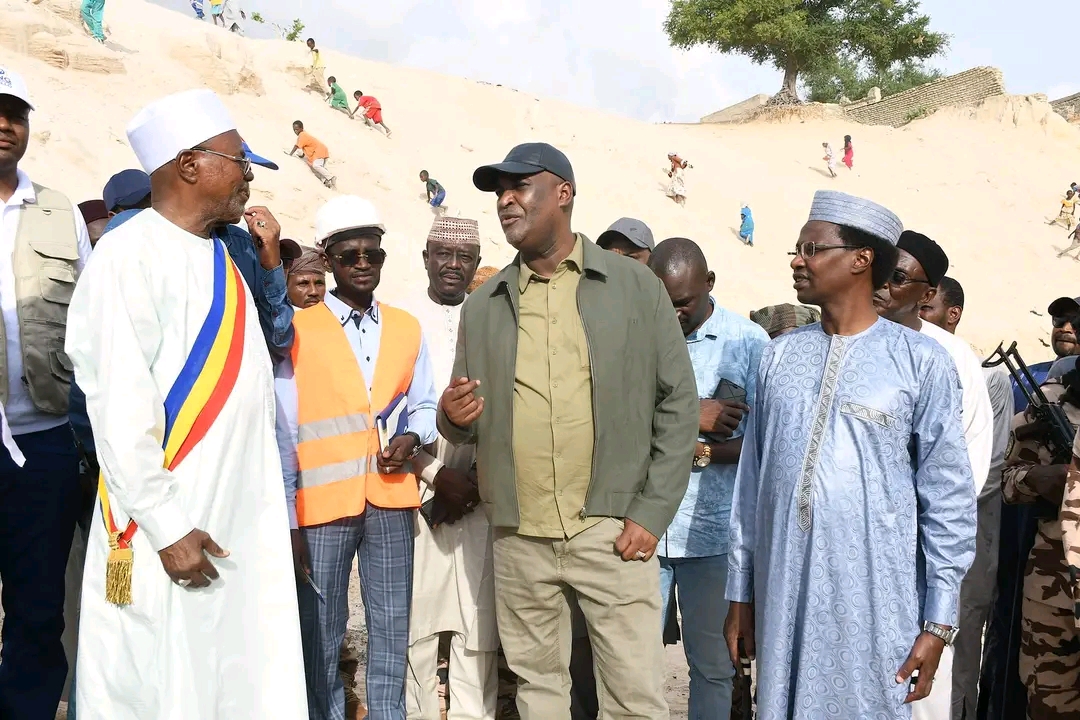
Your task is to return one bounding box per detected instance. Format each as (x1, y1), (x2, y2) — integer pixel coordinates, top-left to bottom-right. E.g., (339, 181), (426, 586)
(648, 237), (768, 720)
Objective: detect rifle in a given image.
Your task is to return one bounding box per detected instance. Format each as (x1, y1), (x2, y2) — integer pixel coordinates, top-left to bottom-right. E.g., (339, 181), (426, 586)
(985, 343), (1076, 461)
(984, 342), (1075, 518)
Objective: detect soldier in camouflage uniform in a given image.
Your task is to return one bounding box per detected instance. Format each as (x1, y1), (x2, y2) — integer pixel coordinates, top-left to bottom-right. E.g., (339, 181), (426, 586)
(1001, 378), (1080, 718)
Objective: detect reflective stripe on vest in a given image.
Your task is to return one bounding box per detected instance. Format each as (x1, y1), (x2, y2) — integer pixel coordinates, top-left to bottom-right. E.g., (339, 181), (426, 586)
(291, 301), (422, 526)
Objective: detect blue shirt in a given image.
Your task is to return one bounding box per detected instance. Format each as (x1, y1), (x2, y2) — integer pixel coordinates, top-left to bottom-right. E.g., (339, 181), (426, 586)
(1011, 359), (1053, 412)
(102, 208), (141, 234)
(275, 292), (439, 528)
(70, 212), (294, 452)
(658, 300), (768, 558)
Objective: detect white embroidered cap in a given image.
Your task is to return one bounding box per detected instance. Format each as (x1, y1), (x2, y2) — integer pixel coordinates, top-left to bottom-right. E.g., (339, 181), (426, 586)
(807, 190), (904, 246)
(0, 67), (33, 110)
(126, 89), (236, 174)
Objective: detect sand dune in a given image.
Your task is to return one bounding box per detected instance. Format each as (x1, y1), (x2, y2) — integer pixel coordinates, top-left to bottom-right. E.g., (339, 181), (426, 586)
(3, 0), (1079, 360)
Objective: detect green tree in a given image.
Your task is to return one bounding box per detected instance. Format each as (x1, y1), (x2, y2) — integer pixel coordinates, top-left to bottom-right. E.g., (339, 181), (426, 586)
(802, 56), (942, 103)
(284, 18), (305, 42)
(664, 0), (948, 102)
(250, 11), (264, 23)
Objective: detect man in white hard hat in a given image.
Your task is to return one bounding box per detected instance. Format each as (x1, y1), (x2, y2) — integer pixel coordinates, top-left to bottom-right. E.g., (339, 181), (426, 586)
(275, 195), (438, 720)
(64, 88), (307, 718)
(0, 65), (92, 719)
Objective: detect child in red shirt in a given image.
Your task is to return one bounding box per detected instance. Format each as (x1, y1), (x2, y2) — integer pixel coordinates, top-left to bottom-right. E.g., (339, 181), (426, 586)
(352, 91), (392, 137)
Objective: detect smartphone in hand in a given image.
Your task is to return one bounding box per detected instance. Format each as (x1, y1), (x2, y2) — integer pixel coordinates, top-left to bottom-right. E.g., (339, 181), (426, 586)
(713, 378), (747, 405)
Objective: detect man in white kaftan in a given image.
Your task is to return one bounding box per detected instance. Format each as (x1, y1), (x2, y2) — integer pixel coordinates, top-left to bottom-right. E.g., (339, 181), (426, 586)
(399, 216), (498, 720)
(64, 89), (306, 719)
(726, 191), (976, 720)
(874, 231), (994, 720)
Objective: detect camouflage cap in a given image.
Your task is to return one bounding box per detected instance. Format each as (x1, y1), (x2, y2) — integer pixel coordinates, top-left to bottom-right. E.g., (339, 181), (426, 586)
(750, 303), (821, 339)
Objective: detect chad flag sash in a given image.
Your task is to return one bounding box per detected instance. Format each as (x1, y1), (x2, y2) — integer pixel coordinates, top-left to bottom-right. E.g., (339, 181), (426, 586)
(98, 238), (247, 606)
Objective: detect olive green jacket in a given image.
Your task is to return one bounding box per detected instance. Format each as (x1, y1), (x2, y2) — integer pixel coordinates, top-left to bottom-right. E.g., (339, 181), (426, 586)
(437, 235), (698, 538)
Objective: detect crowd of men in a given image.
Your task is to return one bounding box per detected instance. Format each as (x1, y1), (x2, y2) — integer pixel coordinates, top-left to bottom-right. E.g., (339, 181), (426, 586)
(0, 62), (1079, 720)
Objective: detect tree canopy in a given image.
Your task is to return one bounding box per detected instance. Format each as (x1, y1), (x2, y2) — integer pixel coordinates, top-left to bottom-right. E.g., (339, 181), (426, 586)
(664, 0), (948, 101)
(802, 56), (942, 103)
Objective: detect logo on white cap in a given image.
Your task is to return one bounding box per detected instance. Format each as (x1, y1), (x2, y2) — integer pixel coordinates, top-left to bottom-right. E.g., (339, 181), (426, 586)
(0, 67), (33, 110)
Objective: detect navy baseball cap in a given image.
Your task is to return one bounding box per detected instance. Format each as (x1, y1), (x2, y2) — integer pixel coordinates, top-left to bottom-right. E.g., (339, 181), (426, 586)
(102, 169), (151, 212)
(472, 142), (576, 196)
(243, 141), (278, 170)
(1048, 296), (1080, 317)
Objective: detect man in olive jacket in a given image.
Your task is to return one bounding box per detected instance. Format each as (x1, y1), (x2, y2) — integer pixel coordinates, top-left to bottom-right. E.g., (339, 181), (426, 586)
(438, 142), (697, 719)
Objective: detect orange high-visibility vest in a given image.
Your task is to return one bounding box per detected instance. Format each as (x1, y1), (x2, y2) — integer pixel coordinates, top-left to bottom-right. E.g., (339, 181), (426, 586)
(291, 302), (422, 526)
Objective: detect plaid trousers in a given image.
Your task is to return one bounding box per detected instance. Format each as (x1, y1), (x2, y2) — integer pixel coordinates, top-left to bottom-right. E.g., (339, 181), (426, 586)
(298, 504), (415, 720)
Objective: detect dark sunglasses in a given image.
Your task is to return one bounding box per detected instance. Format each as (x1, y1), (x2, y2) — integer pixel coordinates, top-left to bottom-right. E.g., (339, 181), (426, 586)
(329, 248), (387, 267)
(1052, 315), (1080, 329)
(888, 269), (931, 287)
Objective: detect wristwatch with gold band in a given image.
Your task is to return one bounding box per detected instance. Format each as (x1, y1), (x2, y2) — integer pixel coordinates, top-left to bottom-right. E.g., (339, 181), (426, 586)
(694, 442), (712, 469)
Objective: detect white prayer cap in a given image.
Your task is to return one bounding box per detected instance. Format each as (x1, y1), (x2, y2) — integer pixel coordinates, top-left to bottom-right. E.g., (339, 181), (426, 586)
(807, 190), (903, 246)
(0, 67), (33, 110)
(126, 89), (236, 174)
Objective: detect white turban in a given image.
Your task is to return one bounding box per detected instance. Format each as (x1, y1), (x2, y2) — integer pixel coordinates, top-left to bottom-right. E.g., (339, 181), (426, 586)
(126, 89), (236, 174)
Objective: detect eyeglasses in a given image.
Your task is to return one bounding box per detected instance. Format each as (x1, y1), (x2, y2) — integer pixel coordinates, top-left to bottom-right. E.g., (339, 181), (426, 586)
(329, 248), (387, 267)
(1052, 315), (1080, 329)
(888, 269), (931, 287)
(187, 147), (252, 176)
(787, 243), (860, 259)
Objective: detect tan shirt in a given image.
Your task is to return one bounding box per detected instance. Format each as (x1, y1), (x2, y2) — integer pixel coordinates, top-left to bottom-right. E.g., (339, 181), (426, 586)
(513, 238), (599, 538)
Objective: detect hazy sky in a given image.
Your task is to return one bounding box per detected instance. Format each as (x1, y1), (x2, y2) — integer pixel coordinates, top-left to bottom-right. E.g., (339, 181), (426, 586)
(167, 0), (1071, 123)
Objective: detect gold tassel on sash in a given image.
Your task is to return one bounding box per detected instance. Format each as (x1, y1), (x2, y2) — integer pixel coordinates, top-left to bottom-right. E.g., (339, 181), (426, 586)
(104, 531), (134, 606)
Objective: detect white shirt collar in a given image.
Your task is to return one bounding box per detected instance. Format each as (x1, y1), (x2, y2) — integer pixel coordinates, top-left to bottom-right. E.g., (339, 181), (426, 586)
(325, 290), (379, 326)
(5, 169), (36, 209)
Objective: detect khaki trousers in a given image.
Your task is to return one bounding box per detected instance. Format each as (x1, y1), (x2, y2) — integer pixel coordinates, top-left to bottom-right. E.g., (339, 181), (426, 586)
(493, 518), (667, 720)
(407, 632), (498, 719)
(310, 158), (334, 185)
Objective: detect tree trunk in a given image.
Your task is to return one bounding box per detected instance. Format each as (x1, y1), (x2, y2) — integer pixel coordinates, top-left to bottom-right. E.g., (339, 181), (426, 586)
(782, 63), (798, 97)
(769, 56), (802, 105)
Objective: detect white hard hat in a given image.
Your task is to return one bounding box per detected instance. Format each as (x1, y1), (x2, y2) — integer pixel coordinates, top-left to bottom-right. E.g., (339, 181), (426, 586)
(314, 195), (385, 246)
(0, 67), (34, 111)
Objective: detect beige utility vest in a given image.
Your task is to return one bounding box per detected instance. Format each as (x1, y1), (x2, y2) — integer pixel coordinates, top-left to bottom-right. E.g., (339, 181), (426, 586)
(3, 183), (79, 415)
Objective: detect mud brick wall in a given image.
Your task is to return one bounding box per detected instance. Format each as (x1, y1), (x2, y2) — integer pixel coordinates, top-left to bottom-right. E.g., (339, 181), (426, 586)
(1052, 92), (1080, 122)
(845, 67), (1006, 127)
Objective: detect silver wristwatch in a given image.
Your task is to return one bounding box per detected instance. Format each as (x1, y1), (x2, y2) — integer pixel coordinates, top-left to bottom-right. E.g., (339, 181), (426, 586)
(923, 621), (957, 646)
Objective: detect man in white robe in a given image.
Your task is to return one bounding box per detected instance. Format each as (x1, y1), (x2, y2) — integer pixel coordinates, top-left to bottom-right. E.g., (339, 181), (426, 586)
(397, 217), (498, 720)
(65, 88), (306, 719)
(920, 276), (1016, 719)
(874, 231), (994, 720)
